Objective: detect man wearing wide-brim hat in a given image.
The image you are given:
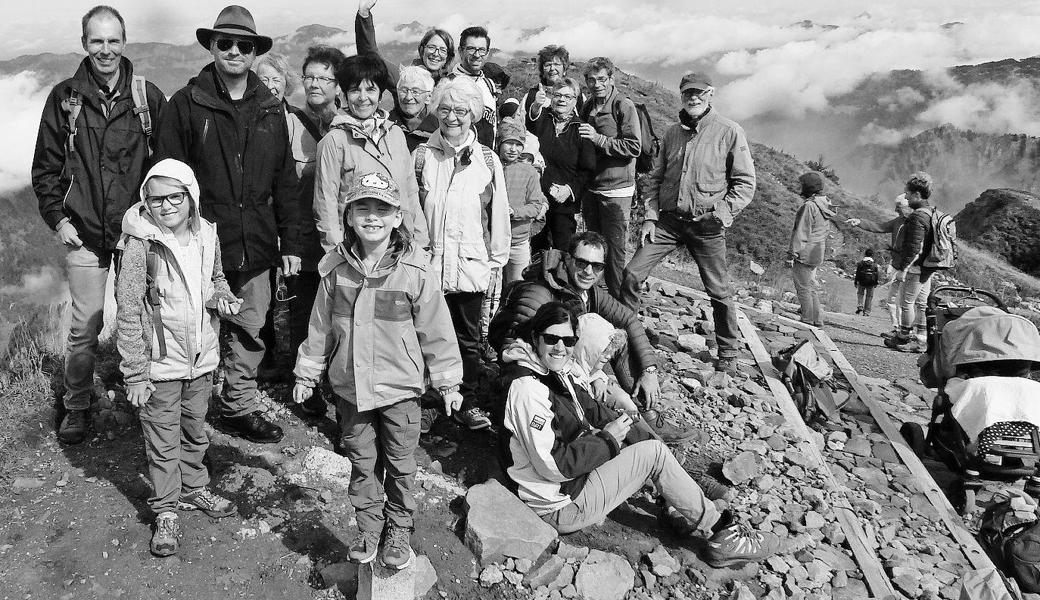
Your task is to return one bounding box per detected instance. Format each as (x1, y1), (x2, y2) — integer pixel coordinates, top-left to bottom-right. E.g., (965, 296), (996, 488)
(154, 5), (301, 445)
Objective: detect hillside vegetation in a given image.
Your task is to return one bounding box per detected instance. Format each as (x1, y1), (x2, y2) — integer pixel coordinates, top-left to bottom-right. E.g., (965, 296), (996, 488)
(956, 188), (1040, 278)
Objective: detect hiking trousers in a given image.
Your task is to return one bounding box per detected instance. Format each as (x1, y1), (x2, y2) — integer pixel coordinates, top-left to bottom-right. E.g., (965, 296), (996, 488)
(64, 245), (113, 410)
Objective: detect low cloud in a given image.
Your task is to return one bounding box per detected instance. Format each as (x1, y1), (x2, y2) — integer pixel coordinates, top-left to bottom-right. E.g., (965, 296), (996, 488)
(0, 71), (49, 195)
(0, 266), (67, 303)
(916, 81), (1040, 136)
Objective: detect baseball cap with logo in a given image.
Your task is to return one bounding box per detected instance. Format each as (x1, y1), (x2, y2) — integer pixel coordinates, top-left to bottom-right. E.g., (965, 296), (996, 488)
(344, 173), (401, 207)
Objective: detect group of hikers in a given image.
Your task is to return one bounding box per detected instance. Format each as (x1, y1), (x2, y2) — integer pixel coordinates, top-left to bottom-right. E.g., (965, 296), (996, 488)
(34, 2), (782, 570)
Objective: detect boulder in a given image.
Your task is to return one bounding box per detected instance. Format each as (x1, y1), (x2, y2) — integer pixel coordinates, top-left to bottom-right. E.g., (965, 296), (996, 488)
(722, 451), (764, 484)
(413, 555), (438, 598)
(464, 479), (557, 565)
(573, 549), (635, 600)
(646, 545), (680, 577)
(524, 556), (567, 588)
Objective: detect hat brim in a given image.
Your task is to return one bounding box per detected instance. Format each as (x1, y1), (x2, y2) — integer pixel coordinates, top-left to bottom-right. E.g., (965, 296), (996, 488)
(196, 28), (273, 56)
(680, 81), (712, 93)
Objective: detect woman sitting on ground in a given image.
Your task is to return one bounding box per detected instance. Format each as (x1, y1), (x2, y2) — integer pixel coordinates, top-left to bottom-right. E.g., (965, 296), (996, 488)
(499, 301), (778, 568)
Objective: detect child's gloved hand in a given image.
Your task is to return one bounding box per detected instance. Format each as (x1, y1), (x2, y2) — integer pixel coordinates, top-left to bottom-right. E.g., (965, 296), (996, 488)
(293, 383), (313, 404)
(127, 381), (155, 408)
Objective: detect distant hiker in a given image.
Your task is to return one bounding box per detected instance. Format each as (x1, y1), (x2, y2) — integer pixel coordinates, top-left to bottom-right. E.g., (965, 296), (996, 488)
(886, 172), (938, 353)
(116, 160), (242, 557)
(578, 56), (642, 299)
(444, 26), (499, 148)
(845, 194), (913, 334)
(498, 301), (779, 567)
(788, 172), (837, 327)
(154, 5), (300, 444)
(497, 117), (548, 286)
(292, 173), (463, 570)
(31, 5), (166, 445)
(621, 72), (755, 374)
(853, 249), (879, 316)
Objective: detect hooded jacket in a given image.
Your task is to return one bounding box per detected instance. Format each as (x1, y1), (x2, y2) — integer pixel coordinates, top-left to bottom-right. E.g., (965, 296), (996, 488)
(313, 110), (428, 253)
(32, 57), (166, 252)
(414, 129), (510, 293)
(528, 109), (597, 215)
(153, 64), (300, 272)
(488, 249), (657, 373)
(293, 235), (463, 411)
(789, 195), (836, 267)
(115, 159), (236, 384)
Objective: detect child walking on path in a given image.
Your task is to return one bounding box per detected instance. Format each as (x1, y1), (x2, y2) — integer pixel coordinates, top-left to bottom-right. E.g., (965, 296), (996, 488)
(499, 117), (548, 285)
(116, 159), (243, 557)
(854, 249), (879, 316)
(292, 172), (463, 569)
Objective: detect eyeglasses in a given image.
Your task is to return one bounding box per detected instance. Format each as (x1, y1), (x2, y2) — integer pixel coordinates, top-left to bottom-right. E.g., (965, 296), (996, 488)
(399, 87), (431, 98)
(214, 37), (255, 55)
(462, 46), (489, 57)
(540, 333), (578, 347)
(573, 257), (606, 273)
(424, 46), (449, 57)
(145, 192), (187, 208)
(681, 87), (712, 100)
(259, 75), (283, 85)
(552, 92), (577, 101)
(436, 106), (471, 118)
(302, 75), (336, 85)
(586, 75), (611, 85)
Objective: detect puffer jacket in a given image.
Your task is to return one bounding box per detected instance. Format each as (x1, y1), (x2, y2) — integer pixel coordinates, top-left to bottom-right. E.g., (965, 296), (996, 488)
(498, 340), (652, 515)
(313, 110), (428, 253)
(153, 64), (300, 272)
(116, 159), (236, 384)
(32, 57), (166, 252)
(293, 235), (463, 411)
(414, 129), (510, 293)
(789, 195), (836, 267)
(894, 207), (935, 272)
(645, 109), (756, 227)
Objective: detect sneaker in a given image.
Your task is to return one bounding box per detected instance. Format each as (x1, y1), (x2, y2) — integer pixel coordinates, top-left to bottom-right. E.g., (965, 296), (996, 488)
(454, 407), (492, 431)
(884, 331), (912, 349)
(348, 530), (380, 564)
(150, 512), (179, 557)
(641, 410), (698, 444)
(694, 473), (734, 501)
(863, 311), (871, 317)
(895, 338), (926, 353)
(704, 521), (779, 568)
(218, 411), (284, 443)
(855, 307), (862, 315)
(381, 524), (415, 570)
(178, 488), (237, 518)
(298, 393), (327, 418)
(58, 409), (88, 444)
(420, 408), (439, 435)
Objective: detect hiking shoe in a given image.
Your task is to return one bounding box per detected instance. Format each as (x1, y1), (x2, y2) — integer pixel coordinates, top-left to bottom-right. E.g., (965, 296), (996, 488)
(218, 411), (283, 443)
(855, 307), (862, 315)
(299, 393), (327, 418)
(348, 530), (380, 564)
(694, 473), (734, 501)
(641, 410), (698, 444)
(58, 409), (88, 444)
(381, 524), (415, 570)
(178, 488), (237, 518)
(895, 338), (926, 353)
(454, 407), (492, 431)
(704, 521), (779, 568)
(150, 512), (179, 557)
(420, 408), (440, 435)
(863, 311), (871, 317)
(714, 357), (739, 374)
(659, 506), (695, 536)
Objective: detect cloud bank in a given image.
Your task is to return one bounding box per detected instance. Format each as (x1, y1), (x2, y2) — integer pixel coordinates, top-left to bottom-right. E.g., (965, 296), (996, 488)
(0, 71), (49, 195)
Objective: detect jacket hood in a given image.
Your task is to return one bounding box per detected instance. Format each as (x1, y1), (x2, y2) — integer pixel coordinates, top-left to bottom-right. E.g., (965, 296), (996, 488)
(809, 195), (836, 218)
(527, 249), (578, 295)
(123, 159), (203, 240)
(573, 313), (617, 375)
(501, 338), (551, 374)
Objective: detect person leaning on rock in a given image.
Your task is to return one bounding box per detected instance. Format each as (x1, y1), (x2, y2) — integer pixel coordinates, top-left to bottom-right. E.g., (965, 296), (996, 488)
(31, 5), (166, 445)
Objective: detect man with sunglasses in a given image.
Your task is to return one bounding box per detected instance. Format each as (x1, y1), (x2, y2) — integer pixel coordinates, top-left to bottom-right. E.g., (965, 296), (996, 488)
(621, 72), (755, 374)
(154, 5), (300, 444)
(32, 6), (167, 444)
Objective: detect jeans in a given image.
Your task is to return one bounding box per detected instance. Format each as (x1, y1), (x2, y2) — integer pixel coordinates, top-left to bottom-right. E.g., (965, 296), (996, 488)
(221, 268), (271, 417)
(856, 285), (875, 314)
(503, 238), (532, 286)
(64, 245), (113, 410)
(445, 292), (484, 410)
(792, 261), (822, 326)
(582, 191), (632, 299)
(530, 209), (577, 253)
(621, 213), (741, 358)
(898, 266), (933, 332)
(887, 278), (902, 328)
(543, 440), (719, 535)
(339, 397), (420, 533)
(139, 375), (211, 514)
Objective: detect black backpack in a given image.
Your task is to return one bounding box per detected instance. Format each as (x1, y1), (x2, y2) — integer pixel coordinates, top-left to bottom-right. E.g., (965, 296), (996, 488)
(979, 492), (1040, 593)
(855, 260), (879, 286)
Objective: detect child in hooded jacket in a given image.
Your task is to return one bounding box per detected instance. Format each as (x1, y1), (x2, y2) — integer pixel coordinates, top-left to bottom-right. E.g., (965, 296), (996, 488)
(498, 116), (548, 285)
(116, 159), (242, 558)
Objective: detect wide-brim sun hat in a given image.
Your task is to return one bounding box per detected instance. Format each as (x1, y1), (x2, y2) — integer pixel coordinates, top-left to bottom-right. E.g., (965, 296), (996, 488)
(196, 5), (273, 56)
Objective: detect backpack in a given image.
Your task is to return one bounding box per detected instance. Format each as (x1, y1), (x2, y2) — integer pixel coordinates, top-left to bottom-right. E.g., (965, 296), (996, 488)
(923, 208), (957, 269)
(979, 490), (1040, 593)
(581, 97), (661, 174)
(62, 75), (153, 156)
(143, 241), (168, 360)
(855, 260), (879, 286)
(773, 340), (839, 422)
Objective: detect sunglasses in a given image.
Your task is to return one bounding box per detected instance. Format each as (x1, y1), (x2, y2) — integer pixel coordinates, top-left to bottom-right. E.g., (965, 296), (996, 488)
(145, 191), (187, 208)
(214, 37), (255, 55)
(573, 257), (606, 273)
(540, 333), (578, 347)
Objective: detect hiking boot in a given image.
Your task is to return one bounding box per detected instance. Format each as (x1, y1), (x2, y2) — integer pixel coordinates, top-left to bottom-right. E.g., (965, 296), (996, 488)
(218, 411), (283, 443)
(714, 357), (739, 375)
(658, 506), (695, 536)
(150, 512), (179, 557)
(381, 524), (415, 570)
(58, 409), (88, 444)
(348, 530), (380, 564)
(178, 488), (237, 518)
(298, 393), (327, 418)
(694, 473), (734, 501)
(454, 407), (492, 431)
(704, 521), (779, 568)
(420, 408), (440, 435)
(895, 338), (926, 353)
(863, 311), (871, 317)
(884, 331), (912, 349)
(641, 410), (698, 444)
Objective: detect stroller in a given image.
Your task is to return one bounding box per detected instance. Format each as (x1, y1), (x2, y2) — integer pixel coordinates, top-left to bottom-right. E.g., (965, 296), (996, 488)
(900, 286), (1040, 514)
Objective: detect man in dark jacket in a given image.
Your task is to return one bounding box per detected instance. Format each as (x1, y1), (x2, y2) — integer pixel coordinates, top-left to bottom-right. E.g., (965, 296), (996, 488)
(32, 6), (166, 444)
(154, 6), (300, 443)
(885, 172), (936, 353)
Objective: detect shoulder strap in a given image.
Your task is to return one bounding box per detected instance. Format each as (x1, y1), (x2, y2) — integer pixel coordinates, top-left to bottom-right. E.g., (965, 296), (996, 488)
(130, 75), (152, 136)
(414, 143), (429, 208)
(480, 145), (496, 184)
(289, 105), (322, 143)
(61, 89), (83, 155)
(144, 241), (167, 360)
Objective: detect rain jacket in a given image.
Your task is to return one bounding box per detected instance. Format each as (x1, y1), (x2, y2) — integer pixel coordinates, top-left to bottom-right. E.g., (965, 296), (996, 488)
(32, 57), (166, 252)
(293, 234), (463, 411)
(499, 340), (652, 515)
(789, 195), (837, 267)
(414, 129), (510, 293)
(313, 110), (428, 253)
(115, 159), (236, 384)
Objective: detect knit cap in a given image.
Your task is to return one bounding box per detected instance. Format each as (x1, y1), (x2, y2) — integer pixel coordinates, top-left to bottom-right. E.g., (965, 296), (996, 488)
(497, 117), (526, 146)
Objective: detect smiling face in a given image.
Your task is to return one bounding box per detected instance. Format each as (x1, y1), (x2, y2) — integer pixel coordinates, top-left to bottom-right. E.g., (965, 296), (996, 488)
(541, 57), (565, 86)
(398, 84), (431, 118)
(345, 79), (382, 120)
(436, 99), (474, 139)
(420, 34), (450, 72)
(536, 321), (576, 373)
(681, 86), (714, 117)
(346, 198), (402, 246)
(566, 242), (607, 291)
(459, 35), (490, 73)
(585, 68), (614, 100)
(303, 61), (339, 110)
(82, 15), (124, 79)
(210, 35), (256, 79)
(551, 84), (578, 118)
(145, 178), (191, 233)
(498, 140), (523, 163)
(256, 63), (285, 101)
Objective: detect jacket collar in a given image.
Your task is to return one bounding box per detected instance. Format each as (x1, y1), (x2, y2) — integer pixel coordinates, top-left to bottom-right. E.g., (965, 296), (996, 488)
(329, 108), (393, 138)
(188, 64), (278, 112)
(67, 57), (135, 105)
(807, 195), (836, 218)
